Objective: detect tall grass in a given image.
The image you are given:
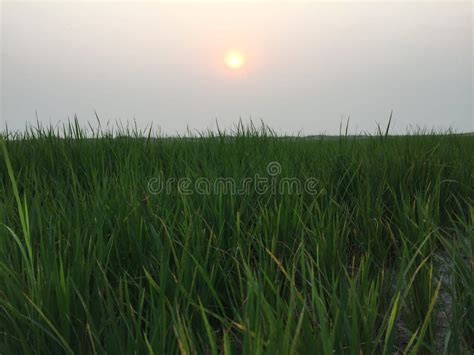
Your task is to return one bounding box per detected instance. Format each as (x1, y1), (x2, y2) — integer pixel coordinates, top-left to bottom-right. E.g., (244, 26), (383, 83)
(0, 121), (473, 354)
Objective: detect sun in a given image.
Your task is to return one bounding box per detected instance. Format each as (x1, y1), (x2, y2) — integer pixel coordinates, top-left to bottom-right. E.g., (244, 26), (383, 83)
(225, 51), (245, 70)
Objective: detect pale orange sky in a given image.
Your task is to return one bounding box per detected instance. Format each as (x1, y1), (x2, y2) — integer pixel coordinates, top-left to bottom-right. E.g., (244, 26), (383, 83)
(1, 1), (472, 134)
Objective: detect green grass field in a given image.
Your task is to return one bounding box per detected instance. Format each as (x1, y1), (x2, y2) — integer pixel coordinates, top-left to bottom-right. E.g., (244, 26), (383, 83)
(1, 122), (473, 354)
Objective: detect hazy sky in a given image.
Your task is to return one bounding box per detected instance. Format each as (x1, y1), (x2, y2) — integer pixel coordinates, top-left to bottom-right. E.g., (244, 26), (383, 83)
(1, 1), (472, 135)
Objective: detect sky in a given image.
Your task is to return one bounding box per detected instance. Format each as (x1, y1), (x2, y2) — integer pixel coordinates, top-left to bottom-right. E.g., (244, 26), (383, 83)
(1, 0), (473, 135)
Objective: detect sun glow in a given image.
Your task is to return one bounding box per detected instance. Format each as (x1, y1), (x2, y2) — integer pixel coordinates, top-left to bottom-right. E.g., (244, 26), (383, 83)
(225, 51), (245, 70)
